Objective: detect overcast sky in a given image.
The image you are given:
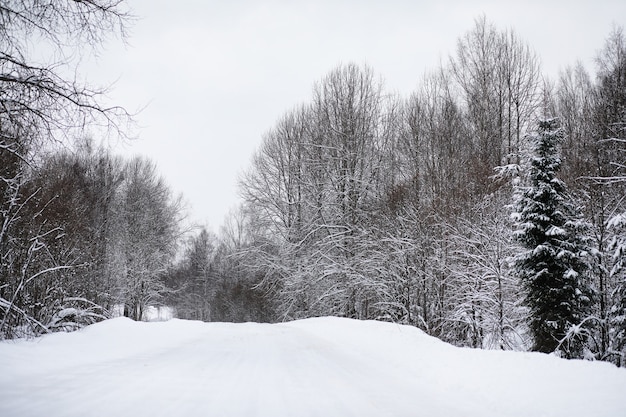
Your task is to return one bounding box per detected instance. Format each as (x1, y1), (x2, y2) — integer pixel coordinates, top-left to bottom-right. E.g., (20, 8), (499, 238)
(85, 0), (625, 231)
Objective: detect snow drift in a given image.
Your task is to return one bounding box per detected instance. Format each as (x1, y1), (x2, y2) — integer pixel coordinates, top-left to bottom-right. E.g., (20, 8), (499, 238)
(0, 317), (624, 417)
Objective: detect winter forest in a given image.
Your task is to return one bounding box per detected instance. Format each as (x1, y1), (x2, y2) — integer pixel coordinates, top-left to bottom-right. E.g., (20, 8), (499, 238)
(2, 2), (626, 367)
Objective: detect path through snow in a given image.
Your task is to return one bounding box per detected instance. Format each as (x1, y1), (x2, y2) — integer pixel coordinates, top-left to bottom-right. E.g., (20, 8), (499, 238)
(1, 317), (625, 416)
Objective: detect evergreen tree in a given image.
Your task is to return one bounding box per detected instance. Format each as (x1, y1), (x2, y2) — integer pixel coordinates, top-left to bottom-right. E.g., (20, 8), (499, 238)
(513, 118), (595, 358)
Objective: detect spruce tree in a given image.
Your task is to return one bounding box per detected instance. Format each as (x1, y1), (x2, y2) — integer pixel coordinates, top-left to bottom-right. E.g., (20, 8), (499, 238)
(513, 118), (594, 358)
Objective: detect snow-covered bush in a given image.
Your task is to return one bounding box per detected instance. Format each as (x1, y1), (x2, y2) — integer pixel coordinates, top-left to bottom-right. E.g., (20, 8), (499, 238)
(46, 298), (108, 332)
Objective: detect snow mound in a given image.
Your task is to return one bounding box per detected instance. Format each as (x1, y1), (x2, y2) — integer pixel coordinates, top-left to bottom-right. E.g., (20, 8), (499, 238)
(1, 317), (624, 417)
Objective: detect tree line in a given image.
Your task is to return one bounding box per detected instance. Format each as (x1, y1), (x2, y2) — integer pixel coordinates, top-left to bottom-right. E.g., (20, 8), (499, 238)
(188, 18), (623, 364)
(0, 0), (274, 337)
(0, 1), (182, 337)
(1, 3), (625, 367)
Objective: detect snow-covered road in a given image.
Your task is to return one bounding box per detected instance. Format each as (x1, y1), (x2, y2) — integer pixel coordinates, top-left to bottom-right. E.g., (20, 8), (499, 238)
(1, 317), (625, 416)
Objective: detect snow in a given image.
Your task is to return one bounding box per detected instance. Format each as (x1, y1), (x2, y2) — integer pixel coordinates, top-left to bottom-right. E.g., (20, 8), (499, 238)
(608, 212), (626, 228)
(1, 317), (625, 417)
(546, 225), (566, 237)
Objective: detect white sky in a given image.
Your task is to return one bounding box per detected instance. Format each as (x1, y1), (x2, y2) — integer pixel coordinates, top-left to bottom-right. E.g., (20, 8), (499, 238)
(84, 0), (626, 231)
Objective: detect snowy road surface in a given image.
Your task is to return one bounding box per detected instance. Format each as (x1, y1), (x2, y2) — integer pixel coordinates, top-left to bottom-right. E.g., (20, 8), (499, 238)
(1, 317), (625, 417)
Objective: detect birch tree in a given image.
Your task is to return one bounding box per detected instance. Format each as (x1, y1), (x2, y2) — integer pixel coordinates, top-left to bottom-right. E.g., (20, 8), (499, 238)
(450, 16), (540, 181)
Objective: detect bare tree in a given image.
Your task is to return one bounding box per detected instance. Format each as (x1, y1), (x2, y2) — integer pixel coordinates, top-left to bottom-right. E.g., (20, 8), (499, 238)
(0, 1), (131, 155)
(449, 16), (541, 179)
(445, 194), (527, 350)
(401, 70), (470, 213)
(555, 63), (596, 184)
(0, 1), (131, 338)
(239, 63), (400, 320)
(591, 27), (626, 364)
(117, 157), (181, 321)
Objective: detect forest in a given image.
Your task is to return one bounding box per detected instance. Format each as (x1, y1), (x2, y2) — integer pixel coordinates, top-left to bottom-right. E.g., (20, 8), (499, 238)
(1, 2), (625, 366)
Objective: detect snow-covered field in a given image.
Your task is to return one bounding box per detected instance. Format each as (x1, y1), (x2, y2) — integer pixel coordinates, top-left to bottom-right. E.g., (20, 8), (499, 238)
(1, 317), (625, 417)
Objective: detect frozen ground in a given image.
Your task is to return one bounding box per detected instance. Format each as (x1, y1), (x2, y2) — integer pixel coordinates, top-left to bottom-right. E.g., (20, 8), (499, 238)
(1, 317), (625, 417)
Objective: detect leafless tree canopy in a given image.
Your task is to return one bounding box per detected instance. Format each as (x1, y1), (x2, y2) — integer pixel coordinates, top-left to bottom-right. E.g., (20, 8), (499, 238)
(227, 21), (626, 365)
(0, 1), (140, 338)
(0, 0), (132, 157)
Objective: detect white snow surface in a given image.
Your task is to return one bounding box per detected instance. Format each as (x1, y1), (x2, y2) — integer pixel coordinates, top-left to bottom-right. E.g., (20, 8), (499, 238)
(1, 317), (625, 417)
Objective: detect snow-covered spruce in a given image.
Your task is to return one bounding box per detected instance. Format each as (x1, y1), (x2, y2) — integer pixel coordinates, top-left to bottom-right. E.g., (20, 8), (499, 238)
(512, 118), (595, 358)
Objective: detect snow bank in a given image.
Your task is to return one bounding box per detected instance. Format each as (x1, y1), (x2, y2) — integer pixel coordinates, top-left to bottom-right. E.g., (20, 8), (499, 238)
(0, 317), (624, 417)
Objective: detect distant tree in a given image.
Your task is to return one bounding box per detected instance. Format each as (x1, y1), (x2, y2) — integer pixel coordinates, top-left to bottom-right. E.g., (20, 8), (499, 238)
(164, 206), (277, 323)
(400, 70), (471, 214)
(166, 227), (217, 321)
(211, 206), (276, 323)
(450, 15), (541, 178)
(555, 63), (596, 185)
(118, 157), (182, 321)
(513, 118), (595, 358)
(239, 63), (398, 320)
